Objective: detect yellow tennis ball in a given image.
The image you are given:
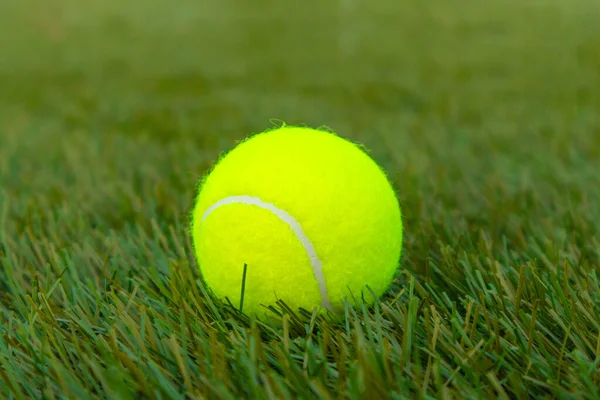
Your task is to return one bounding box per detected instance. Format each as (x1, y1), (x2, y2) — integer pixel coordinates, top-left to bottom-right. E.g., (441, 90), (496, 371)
(191, 126), (403, 317)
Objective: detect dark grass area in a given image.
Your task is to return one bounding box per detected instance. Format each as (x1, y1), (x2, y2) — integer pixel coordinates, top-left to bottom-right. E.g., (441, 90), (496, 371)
(1, 0), (600, 398)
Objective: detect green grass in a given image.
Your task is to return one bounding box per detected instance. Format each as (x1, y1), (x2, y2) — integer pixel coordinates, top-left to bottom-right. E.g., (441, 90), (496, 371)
(1, 0), (600, 398)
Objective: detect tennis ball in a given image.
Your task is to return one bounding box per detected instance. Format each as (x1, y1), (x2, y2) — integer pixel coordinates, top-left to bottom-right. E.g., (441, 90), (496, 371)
(191, 125), (403, 317)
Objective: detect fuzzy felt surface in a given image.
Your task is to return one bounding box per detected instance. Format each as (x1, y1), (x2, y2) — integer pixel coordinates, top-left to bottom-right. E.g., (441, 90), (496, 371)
(191, 126), (403, 316)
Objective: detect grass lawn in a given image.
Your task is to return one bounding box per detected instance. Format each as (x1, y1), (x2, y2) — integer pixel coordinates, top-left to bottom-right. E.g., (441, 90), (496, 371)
(1, 0), (600, 398)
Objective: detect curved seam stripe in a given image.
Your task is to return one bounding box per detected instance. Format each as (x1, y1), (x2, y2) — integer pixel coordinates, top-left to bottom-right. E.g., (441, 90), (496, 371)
(201, 195), (333, 310)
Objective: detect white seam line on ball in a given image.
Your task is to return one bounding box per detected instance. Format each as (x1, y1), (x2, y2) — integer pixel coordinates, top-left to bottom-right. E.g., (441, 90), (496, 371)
(201, 195), (333, 310)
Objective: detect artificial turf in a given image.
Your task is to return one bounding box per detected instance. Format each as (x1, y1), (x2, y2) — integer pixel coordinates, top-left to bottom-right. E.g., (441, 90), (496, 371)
(1, 0), (600, 398)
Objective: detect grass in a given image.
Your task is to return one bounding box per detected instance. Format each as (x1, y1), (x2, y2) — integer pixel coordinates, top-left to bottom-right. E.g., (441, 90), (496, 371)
(1, 0), (600, 398)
